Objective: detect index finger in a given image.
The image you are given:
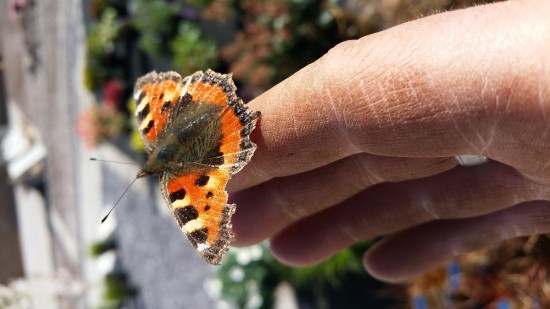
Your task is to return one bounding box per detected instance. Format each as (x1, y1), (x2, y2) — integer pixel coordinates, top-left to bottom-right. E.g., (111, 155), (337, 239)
(230, 0), (550, 191)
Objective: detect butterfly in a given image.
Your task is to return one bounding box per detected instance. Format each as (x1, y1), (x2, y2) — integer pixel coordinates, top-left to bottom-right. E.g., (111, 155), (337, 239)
(133, 70), (260, 265)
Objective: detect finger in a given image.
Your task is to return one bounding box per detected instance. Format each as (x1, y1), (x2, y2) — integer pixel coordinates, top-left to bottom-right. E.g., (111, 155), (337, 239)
(364, 200), (550, 282)
(231, 0), (550, 191)
(231, 155), (456, 246)
(269, 162), (549, 266)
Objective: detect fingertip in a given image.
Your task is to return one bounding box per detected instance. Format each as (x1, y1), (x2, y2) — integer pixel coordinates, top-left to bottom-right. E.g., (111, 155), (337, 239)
(362, 241), (412, 283)
(269, 236), (322, 267)
(362, 228), (452, 283)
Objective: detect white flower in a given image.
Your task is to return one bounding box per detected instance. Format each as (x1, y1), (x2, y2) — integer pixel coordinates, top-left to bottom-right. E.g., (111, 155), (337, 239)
(236, 249), (252, 266)
(216, 299), (234, 309)
(228, 266), (245, 282)
(236, 244), (264, 265)
(249, 245), (263, 261)
(203, 278), (223, 299)
(245, 293), (263, 309)
(96, 251), (117, 275)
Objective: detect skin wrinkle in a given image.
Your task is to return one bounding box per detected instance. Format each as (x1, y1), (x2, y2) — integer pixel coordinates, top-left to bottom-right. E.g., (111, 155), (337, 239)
(441, 10), (511, 155)
(417, 192), (440, 220)
(355, 156), (384, 185)
(534, 182), (550, 200)
(265, 157), (377, 221)
(326, 40), (410, 155)
(267, 182), (301, 220)
(481, 116), (498, 156)
(339, 222), (362, 242)
(537, 52), (550, 118)
(538, 79), (550, 169)
(316, 42), (365, 153)
(359, 79), (383, 132)
(280, 79), (302, 146)
(322, 85), (360, 155)
(446, 80), (485, 155)
(275, 181), (317, 220)
(471, 121), (489, 155)
(361, 72), (424, 152)
(289, 108), (301, 150)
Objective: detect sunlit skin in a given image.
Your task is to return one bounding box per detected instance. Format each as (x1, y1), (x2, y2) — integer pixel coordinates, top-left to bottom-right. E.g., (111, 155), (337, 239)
(228, 0), (550, 282)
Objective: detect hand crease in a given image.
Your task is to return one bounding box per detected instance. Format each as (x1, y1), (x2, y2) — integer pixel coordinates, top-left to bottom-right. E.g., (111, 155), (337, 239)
(353, 155), (384, 186)
(323, 87), (360, 155)
(418, 193), (440, 220)
(340, 224), (361, 242)
(268, 184), (301, 220)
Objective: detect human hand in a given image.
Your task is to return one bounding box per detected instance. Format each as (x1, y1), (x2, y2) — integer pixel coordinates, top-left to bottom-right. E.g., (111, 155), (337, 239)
(228, 0), (550, 282)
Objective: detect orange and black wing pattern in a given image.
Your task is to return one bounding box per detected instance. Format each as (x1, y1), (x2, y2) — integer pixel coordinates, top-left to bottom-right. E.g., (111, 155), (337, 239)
(133, 70), (259, 264)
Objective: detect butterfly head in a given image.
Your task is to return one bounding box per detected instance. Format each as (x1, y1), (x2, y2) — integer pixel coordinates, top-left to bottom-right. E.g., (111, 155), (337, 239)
(137, 167), (156, 178)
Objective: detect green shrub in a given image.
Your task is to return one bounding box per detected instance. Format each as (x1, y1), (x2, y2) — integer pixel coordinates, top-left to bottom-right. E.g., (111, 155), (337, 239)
(170, 22), (218, 75)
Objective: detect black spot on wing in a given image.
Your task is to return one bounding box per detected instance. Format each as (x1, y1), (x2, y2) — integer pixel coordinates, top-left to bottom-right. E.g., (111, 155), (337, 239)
(181, 93), (192, 104)
(189, 228), (209, 244)
(175, 206), (199, 226)
(240, 126), (250, 138)
(234, 104), (243, 115)
(169, 188), (186, 203)
(239, 112), (250, 124)
(143, 120), (154, 134)
(137, 104), (150, 122)
(136, 91), (146, 106)
(237, 151), (248, 163)
(195, 174), (210, 187)
(161, 101), (171, 113)
(239, 139), (251, 149)
(168, 74), (181, 83)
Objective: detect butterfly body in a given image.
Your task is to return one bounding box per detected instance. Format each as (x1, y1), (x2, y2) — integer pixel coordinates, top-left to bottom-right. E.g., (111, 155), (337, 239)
(134, 70), (259, 264)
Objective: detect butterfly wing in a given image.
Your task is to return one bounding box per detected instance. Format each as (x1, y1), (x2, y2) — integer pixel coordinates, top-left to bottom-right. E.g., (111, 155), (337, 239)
(181, 70), (260, 174)
(135, 70), (259, 265)
(160, 170), (233, 265)
(134, 71), (188, 153)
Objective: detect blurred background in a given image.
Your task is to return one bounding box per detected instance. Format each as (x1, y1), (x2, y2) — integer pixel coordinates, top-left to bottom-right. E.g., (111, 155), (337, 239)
(4, 0), (550, 308)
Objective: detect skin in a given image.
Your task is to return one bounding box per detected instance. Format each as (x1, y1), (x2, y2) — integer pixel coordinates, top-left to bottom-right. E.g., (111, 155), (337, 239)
(227, 0), (550, 283)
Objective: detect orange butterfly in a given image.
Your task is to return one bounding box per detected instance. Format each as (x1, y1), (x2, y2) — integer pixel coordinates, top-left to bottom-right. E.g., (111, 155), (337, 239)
(133, 70), (259, 264)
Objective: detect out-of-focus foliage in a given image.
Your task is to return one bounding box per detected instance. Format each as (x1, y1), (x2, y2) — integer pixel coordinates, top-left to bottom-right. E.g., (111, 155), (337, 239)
(216, 241), (373, 309)
(216, 0), (345, 97)
(132, 0), (180, 56)
(76, 103), (126, 148)
(170, 22), (218, 75)
(84, 7), (122, 91)
(102, 273), (136, 308)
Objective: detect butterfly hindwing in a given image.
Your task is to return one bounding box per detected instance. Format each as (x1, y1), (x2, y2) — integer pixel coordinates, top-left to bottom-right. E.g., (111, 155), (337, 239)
(160, 170), (234, 265)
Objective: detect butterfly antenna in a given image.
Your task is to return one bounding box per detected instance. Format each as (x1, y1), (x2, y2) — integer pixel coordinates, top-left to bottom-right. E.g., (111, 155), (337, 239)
(90, 158), (139, 165)
(101, 176), (139, 223)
